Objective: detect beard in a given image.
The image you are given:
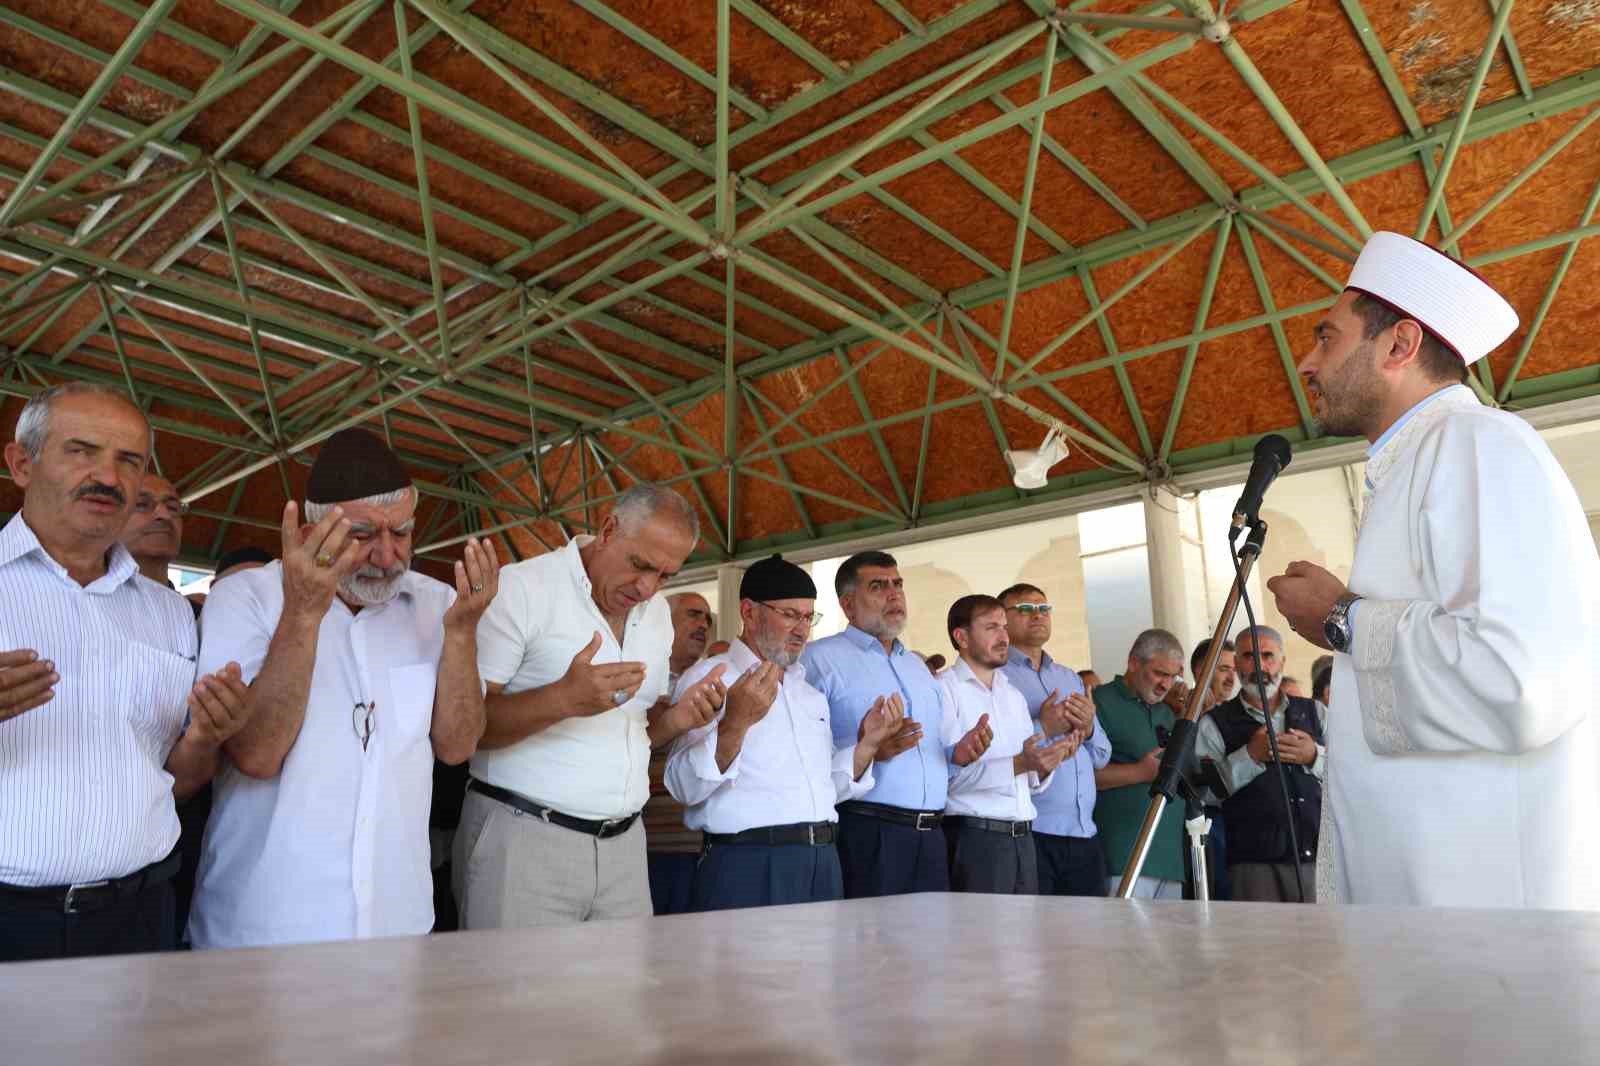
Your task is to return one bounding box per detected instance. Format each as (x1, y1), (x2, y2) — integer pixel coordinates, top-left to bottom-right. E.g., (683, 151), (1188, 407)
(856, 611), (906, 642)
(340, 562), (407, 606)
(1312, 338), (1385, 438)
(1241, 669), (1280, 705)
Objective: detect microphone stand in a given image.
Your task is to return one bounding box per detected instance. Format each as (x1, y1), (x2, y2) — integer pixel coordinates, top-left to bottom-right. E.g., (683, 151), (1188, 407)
(1114, 519), (1268, 900)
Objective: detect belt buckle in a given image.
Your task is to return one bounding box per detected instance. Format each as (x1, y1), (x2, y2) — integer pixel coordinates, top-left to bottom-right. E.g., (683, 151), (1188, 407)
(915, 812), (937, 832)
(1011, 821), (1026, 838)
(599, 817), (620, 837)
(807, 824), (817, 846)
(63, 880), (109, 915)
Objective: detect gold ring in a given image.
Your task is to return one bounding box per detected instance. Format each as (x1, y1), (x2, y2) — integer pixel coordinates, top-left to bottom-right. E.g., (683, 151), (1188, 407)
(315, 552), (333, 568)
(471, 583), (484, 594)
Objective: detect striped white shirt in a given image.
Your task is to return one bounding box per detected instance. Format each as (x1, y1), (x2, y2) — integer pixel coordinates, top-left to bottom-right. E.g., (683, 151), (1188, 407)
(0, 513), (197, 887)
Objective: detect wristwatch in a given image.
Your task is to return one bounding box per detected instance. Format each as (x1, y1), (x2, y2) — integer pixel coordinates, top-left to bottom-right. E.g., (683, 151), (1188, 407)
(1323, 593), (1362, 653)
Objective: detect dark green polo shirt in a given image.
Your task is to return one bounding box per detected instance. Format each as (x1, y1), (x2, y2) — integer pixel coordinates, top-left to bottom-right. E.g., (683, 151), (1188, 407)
(1094, 675), (1185, 884)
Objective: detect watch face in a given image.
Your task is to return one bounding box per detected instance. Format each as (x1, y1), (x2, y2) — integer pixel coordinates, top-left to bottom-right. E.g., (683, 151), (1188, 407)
(1324, 618), (1346, 651)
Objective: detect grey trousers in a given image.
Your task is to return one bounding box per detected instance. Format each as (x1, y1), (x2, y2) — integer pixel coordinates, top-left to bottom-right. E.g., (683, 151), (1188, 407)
(453, 789), (653, 929)
(1229, 862), (1318, 903)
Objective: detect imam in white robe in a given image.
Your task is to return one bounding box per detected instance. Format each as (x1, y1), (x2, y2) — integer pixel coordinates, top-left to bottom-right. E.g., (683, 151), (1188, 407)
(1320, 384), (1600, 909)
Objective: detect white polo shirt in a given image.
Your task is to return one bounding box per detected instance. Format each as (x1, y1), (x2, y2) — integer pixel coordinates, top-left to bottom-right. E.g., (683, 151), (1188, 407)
(0, 514), (196, 886)
(188, 562), (454, 949)
(938, 659), (1054, 821)
(472, 536), (672, 821)
(664, 639), (873, 834)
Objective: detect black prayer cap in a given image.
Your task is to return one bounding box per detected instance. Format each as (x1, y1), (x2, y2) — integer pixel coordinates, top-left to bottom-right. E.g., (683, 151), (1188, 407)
(740, 554), (817, 602)
(306, 428), (411, 504)
(214, 545), (273, 574)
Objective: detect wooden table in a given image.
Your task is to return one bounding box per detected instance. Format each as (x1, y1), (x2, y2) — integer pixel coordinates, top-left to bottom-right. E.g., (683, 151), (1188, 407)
(7, 894), (1599, 1064)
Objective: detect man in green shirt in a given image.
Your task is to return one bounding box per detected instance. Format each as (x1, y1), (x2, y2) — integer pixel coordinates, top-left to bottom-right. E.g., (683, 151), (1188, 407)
(1093, 629), (1188, 899)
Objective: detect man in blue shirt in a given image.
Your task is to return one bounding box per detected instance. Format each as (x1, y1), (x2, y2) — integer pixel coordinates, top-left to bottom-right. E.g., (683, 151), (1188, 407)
(802, 551), (950, 897)
(997, 583), (1111, 896)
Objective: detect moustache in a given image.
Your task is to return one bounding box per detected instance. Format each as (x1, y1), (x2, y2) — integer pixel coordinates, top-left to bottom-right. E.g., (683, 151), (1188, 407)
(75, 485), (125, 505)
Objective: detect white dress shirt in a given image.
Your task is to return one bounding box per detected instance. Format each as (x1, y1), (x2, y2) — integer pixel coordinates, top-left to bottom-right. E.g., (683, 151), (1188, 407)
(665, 639), (873, 834)
(188, 563), (455, 949)
(938, 658), (1053, 821)
(0, 514), (196, 886)
(473, 536), (672, 821)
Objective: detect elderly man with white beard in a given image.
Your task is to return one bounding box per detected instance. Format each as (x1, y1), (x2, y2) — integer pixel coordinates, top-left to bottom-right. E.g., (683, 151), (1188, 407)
(188, 428), (499, 949)
(1194, 626), (1324, 902)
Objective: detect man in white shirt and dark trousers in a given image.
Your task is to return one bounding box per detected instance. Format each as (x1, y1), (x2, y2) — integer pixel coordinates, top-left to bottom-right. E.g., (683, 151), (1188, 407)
(939, 595), (1075, 895)
(189, 428), (499, 949)
(461, 485), (728, 928)
(0, 383), (248, 961)
(667, 555), (904, 911)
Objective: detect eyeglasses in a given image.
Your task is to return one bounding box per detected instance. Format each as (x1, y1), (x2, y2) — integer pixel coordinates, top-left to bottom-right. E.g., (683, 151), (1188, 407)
(757, 601), (823, 628)
(353, 701), (376, 752)
(133, 495), (189, 516)
(1007, 602), (1053, 616)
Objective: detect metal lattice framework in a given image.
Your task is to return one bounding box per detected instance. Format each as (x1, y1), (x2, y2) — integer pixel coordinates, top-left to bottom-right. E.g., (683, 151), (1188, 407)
(1, 0), (1599, 573)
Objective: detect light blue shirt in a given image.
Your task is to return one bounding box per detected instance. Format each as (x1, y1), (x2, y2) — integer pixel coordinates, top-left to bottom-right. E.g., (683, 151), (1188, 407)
(801, 625), (949, 812)
(1000, 648), (1111, 838)
(1352, 385), (1463, 631)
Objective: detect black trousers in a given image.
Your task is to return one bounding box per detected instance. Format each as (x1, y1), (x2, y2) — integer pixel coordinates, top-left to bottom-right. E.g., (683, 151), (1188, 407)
(0, 881), (176, 963)
(836, 810), (950, 898)
(647, 852), (699, 916)
(945, 824), (1039, 895)
(692, 842), (843, 912)
(1034, 832), (1108, 897)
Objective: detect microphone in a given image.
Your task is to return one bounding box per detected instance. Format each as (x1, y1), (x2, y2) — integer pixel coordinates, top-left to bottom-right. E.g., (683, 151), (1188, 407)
(1231, 434), (1293, 532)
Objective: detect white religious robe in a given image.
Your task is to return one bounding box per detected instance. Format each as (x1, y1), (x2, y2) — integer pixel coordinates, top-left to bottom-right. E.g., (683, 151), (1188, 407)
(1319, 385), (1600, 909)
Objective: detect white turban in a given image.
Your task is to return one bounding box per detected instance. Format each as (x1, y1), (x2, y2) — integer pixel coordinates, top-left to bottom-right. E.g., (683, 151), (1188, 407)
(1346, 231), (1518, 365)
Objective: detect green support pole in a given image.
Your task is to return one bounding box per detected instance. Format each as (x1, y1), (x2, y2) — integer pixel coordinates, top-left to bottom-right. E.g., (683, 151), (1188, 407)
(994, 30), (1058, 387)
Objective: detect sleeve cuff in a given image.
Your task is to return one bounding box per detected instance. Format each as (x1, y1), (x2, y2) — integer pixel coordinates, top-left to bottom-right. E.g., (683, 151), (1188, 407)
(686, 722), (740, 785)
(1349, 597), (1415, 756)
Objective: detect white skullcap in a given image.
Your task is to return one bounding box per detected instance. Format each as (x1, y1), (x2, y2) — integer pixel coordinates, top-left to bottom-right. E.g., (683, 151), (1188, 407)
(1345, 231), (1518, 365)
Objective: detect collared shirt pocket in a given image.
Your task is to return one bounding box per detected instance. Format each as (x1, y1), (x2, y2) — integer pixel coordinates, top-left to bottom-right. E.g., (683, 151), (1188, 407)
(388, 662), (439, 746)
(122, 642), (197, 750)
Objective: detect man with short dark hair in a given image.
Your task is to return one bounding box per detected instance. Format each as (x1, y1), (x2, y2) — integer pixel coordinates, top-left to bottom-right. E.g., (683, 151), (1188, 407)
(802, 550), (950, 897)
(0, 383), (248, 961)
(1189, 638), (1236, 717)
(998, 582), (1109, 897)
(213, 545), (273, 583)
(1093, 628), (1188, 899)
(1195, 626), (1323, 902)
(668, 556), (900, 910)
(1269, 232), (1600, 908)
(940, 594), (1072, 894)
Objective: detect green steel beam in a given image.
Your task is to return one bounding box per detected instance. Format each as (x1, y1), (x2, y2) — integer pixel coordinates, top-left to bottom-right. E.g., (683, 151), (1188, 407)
(1076, 266), (1155, 458)
(1415, 0), (1516, 239)
(737, 386), (817, 541)
(0, 0), (179, 226)
(994, 29), (1059, 385)
(1497, 174), (1600, 402)
(1187, 0), (1373, 241)
(1235, 220), (1317, 437)
(1158, 215), (1231, 461)
(1444, 106), (1600, 253)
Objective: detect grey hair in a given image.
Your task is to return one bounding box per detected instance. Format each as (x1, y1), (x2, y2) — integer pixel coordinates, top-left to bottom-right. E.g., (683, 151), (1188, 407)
(14, 382), (153, 461)
(611, 483), (699, 543)
(304, 485), (416, 523)
(1129, 628), (1184, 663)
(1235, 624), (1285, 651)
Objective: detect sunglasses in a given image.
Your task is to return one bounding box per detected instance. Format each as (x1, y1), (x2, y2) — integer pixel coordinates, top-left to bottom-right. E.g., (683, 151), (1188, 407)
(1006, 603), (1053, 616)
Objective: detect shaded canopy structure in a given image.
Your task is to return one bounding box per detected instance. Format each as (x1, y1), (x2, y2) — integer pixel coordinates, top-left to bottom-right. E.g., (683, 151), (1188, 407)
(1, 0), (1599, 574)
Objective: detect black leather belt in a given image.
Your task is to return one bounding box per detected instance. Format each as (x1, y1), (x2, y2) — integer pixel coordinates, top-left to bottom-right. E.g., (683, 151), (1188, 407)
(704, 821), (836, 847)
(838, 800), (944, 831)
(0, 848), (181, 915)
(945, 815), (1033, 838)
(468, 778), (641, 839)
